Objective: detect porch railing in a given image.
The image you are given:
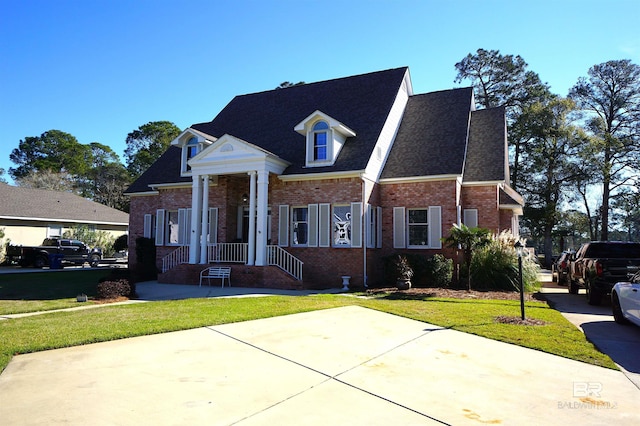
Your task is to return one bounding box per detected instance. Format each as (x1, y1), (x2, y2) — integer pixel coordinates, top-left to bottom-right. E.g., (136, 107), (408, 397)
(162, 245), (190, 273)
(208, 243), (248, 264)
(162, 243), (302, 281)
(267, 245), (303, 281)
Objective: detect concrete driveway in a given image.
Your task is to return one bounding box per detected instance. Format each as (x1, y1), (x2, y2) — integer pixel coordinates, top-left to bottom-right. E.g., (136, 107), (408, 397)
(2, 300), (640, 425)
(539, 278), (640, 389)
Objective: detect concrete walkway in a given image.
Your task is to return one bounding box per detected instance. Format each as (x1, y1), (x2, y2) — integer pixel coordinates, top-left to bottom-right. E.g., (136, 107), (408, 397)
(2, 289), (640, 424)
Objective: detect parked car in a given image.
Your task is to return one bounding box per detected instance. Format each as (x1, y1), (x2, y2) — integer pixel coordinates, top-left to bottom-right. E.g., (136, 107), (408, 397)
(611, 272), (640, 326)
(16, 238), (102, 268)
(568, 241), (640, 305)
(552, 251), (572, 285)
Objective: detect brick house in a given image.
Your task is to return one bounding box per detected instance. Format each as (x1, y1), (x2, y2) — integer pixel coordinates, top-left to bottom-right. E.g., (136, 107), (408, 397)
(124, 67), (523, 289)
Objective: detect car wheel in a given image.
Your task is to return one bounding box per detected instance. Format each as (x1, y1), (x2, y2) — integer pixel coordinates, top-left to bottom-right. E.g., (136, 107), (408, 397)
(89, 254), (101, 268)
(611, 292), (630, 325)
(569, 278), (579, 294)
(586, 282), (602, 306)
(34, 256), (47, 268)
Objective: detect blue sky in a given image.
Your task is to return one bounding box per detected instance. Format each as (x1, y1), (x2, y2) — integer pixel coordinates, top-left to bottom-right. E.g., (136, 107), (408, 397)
(1, 0), (639, 184)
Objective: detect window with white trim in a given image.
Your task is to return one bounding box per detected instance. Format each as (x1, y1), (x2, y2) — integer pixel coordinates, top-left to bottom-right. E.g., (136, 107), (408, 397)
(312, 121), (328, 161)
(292, 207), (309, 245)
(155, 208), (191, 246)
(185, 137), (199, 171)
(333, 205), (352, 246)
(393, 206), (442, 249)
(408, 209), (429, 247)
(278, 203), (361, 248)
(47, 225), (62, 238)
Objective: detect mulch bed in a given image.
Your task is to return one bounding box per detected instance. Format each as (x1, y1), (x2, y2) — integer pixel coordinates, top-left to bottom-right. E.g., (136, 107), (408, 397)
(365, 287), (549, 326)
(365, 286), (542, 301)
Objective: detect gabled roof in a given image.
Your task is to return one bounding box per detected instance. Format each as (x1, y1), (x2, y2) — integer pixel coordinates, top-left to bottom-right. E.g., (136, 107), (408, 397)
(0, 183), (129, 225)
(464, 107), (508, 182)
(380, 88), (474, 179)
(126, 67), (409, 194)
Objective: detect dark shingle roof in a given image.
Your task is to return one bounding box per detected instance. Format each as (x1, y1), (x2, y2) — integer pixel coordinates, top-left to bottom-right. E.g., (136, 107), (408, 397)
(0, 183), (129, 224)
(126, 67), (408, 193)
(464, 107), (507, 182)
(380, 88), (474, 179)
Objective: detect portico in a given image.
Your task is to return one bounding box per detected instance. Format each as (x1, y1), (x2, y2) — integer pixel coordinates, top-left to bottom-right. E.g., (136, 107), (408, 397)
(186, 133), (290, 267)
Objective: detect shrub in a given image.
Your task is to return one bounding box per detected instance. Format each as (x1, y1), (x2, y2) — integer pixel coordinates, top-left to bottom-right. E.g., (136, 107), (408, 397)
(97, 269), (136, 299)
(470, 231), (540, 292)
(96, 279), (132, 299)
(425, 254), (453, 288)
(113, 234), (128, 253)
(133, 237), (157, 282)
(383, 253), (453, 288)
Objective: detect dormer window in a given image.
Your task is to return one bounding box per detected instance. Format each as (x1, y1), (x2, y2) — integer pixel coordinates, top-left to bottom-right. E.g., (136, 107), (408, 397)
(294, 110), (356, 168)
(185, 137), (199, 171)
(312, 121), (329, 161)
(171, 128), (216, 176)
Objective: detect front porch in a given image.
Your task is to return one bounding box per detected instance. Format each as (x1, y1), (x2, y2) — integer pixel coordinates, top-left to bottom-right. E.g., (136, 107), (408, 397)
(160, 243), (309, 290)
(158, 263), (305, 290)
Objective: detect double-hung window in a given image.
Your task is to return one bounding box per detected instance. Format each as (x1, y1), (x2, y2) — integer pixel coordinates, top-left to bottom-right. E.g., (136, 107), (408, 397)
(393, 206), (442, 249)
(292, 207), (309, 245)
(155, 208), (191, 246)
(408, 209), (429, 247)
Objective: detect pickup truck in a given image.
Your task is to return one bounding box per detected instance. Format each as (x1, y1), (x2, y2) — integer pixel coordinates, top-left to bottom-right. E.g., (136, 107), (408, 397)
(16, 238), (102, 268)
(568, 241), (640, 305)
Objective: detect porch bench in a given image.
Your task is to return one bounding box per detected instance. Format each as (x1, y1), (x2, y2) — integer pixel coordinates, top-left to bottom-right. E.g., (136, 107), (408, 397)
(199, 266), (231, 287)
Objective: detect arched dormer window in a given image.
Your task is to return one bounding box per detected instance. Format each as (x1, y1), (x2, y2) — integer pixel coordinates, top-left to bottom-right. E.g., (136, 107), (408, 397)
(185, 137), (199, 171)
(294, 111), (356, 168)
(312, 121), (329, 161)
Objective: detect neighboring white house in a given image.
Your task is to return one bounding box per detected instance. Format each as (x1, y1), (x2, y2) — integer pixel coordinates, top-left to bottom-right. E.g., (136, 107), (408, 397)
(0, 183), (129, 248)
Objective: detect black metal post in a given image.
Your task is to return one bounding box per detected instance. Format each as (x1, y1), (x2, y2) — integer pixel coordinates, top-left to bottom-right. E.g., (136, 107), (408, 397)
(518, 254), (525, 320)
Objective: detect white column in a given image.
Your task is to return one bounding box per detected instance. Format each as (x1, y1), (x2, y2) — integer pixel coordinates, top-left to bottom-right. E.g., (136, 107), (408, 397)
(255, 170), (269, 266)
(247, 171), (257, 266)
(200, 175), (209, 264)
(189, 175), (202, 264)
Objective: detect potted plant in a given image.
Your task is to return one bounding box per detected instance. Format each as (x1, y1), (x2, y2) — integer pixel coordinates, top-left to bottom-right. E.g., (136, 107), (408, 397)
(394, 255), (414, 290)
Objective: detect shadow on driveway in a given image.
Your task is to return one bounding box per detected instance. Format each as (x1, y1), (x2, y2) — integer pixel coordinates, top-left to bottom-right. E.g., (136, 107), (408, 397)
(540, 282), (640, 386)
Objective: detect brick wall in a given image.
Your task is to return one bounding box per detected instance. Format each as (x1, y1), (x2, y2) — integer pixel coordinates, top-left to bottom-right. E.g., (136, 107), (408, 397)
(129, 174), (511, 289)
(460, 185), (500, 232)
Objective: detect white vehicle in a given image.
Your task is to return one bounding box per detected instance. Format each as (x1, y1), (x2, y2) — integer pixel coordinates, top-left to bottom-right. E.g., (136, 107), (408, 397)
(611, 272), (640, 326)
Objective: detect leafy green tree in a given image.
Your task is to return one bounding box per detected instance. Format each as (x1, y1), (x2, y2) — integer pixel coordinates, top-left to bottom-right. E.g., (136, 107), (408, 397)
(84, 143), (130, 211)
(0, 169), (7, 183)
(125, 121), (181, 178)
(443, 224), (492, 291)
(516, 98), (586, 265)
(9, 130), (90, 180)
(569, 59), (640, 241)
(454, 48), (550, 110)
(454, 49), (552, 191)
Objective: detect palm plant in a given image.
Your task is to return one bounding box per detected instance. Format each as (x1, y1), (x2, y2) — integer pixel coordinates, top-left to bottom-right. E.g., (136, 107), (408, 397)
(443, 223), (492, 290)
